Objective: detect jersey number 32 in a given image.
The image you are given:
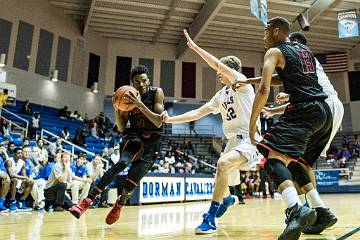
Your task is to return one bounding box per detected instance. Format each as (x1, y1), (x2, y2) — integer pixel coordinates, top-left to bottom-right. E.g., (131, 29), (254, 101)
(226, 107), (237, 121)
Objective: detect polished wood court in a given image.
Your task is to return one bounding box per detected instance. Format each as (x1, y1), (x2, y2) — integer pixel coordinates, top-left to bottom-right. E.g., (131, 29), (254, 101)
(1, 194), (359, 240)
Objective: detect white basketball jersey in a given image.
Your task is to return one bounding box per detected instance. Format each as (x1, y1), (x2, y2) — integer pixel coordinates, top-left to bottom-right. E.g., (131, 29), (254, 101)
(205, 72), (261, 139)
(315, 58), (338, 98)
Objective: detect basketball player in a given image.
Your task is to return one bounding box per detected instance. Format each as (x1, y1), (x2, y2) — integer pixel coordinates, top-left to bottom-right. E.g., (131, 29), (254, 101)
(259, 31), (341, 234)
(242, 17), (333, 240)
(69, 65), (165, 225)
(162, 30), (262, 234)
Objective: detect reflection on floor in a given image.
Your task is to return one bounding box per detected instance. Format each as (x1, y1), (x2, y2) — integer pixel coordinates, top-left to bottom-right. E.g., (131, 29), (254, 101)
(0, 194), (359, 240)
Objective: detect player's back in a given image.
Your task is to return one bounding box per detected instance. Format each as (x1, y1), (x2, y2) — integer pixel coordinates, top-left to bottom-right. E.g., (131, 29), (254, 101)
(276, 42), (327, 104)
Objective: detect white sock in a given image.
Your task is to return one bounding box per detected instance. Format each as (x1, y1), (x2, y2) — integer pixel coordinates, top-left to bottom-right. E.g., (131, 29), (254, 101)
(281, 187), (302, 208)
(307, 189), (325, 208)
(298, 194), (306, 205)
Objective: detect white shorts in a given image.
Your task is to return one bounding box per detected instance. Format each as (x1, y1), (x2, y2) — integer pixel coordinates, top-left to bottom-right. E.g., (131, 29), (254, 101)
(224, 135), (262, 186)
(321, 96), (344, 156)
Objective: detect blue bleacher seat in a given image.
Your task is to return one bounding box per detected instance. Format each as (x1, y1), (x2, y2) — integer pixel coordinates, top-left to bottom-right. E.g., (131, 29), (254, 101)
(13, 139), (23, 146)
(29, 140), (36, 147)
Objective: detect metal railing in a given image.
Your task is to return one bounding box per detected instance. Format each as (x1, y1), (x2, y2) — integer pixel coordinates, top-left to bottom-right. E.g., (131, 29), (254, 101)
(175, 149), (216, 170)
(40, 129), (109, 170)
(162, 124), (216, 136)
(0, 107), (29, 136)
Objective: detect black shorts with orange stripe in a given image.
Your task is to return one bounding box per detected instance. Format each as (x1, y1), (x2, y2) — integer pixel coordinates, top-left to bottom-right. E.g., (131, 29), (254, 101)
(120, 133), (161, 164)
(257, 100), (333, 166)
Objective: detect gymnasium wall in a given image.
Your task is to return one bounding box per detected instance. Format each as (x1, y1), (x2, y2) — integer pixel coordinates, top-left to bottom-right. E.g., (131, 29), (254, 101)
(0, 0), (108, 113)
(5, 66), (104, 118)
(104, 38), (264, 99)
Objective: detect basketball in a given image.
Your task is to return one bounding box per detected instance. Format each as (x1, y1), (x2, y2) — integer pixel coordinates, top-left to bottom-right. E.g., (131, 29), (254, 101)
(114, 85), (139, 112)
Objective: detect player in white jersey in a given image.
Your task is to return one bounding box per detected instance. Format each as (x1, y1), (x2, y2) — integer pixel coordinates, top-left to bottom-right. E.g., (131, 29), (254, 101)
(258, 32), (340, 234)
(162, 30), (262, 234)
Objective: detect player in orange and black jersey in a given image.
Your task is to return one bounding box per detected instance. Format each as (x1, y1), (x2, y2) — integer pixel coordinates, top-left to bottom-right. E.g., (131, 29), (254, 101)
(69, 65), (165, 225)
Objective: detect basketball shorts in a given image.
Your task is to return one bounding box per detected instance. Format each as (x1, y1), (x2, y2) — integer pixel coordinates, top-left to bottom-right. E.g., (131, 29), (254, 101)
(121, 133), (161, 165)
(224, 134), (262, 186)
(321, 96), (344, 156)
(257, 100), (333, 166)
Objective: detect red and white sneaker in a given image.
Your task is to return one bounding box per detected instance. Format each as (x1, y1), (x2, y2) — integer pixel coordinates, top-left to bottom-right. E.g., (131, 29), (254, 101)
(69, 198), (93, 219)
(105, 203), (124, 225)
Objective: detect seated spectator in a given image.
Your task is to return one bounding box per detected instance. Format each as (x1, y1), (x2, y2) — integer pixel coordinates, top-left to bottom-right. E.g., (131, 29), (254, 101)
(90, 121), (98, 138)
(86, 155), (109, 208)
(22, 146), (46, 209)
(44, 152), (74, 211)
(70, 154), (92, 204)
(0, 146), (11, 212)
(342, 147), (352, 161)
(31, 139), (48, 166)
(2, 119), (12, 141)
(48, 138), (63, 157)
(164, 151), (175, 164)
(28, 112), (41, 140)
(58, 106), (70, 119)
(4, 148), (34, 211)
(70, 110), (82, 121)
(110, 146), (120, 166)
(60, 127), (70, 141)
(73, 129), (87, 147)
(101, 147), (111, 162)
(20, 100), (33, 115)
(23, 137), (30, 148)
(7, 141), (15, 158)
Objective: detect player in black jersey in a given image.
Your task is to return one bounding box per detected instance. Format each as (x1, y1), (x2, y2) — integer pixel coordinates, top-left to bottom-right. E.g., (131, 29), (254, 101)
(69, 65), (165, 225)
(244, 17), (333, 240)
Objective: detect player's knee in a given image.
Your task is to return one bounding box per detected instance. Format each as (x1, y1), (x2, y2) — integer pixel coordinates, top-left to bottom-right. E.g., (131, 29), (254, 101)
(264, 159), (292, 188)
(114, 160), (128, 171)
(217, 158), (231, 173)
(288, 163), (311, 188)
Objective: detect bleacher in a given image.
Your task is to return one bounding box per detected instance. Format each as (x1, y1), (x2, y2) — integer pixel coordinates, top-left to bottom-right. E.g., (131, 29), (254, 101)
(2, 100), (118, 157)
(160, 134), (219, 172)
(3, 100), (82, 140)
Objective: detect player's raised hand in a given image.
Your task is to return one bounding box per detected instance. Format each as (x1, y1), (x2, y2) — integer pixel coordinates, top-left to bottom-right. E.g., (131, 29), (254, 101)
(160, 110), (170, 123)
(276, 92), (289, 104)
(184, 29), (197, 49)
(262, 107), (273, 119)
(124, 91), (142, 107)
(231, 80), (248, 91)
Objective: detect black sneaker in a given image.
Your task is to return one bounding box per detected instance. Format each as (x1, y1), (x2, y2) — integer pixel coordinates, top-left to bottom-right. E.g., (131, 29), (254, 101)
(278, 204), (317, 240)
(54, 206), (65, 212)
(302, 207), (337, 234)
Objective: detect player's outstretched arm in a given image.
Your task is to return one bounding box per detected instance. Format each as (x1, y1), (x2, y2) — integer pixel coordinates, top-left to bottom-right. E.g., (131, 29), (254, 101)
(250, 48), (282, 143)
(232, 74), (282, 90)
(125, 88), (165, 128)
(184, 29), (238, 84)
(162, 105), (213, 124)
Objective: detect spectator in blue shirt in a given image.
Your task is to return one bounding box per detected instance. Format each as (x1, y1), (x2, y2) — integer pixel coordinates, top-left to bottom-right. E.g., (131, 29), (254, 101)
(22, 146), (46, 210)
(0, 147), (11, 212)
(70, 154), (91, 204)
(35, 159), (54, 181)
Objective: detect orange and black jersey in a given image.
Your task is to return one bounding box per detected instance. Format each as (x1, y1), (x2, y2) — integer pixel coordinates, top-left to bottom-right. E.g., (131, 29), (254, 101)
(276, 42), (327, 104)
(127, 86), (162, 135)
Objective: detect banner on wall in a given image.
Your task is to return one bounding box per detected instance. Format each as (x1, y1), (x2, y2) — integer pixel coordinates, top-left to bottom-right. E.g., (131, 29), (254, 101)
(250, 0), (260, 20)
(338, 9), (359, 38)
(260, 0), (268, 27)
(185, 177), (215, 201)
(139, 176), (185, 203)
(315, 170), (339, 186)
